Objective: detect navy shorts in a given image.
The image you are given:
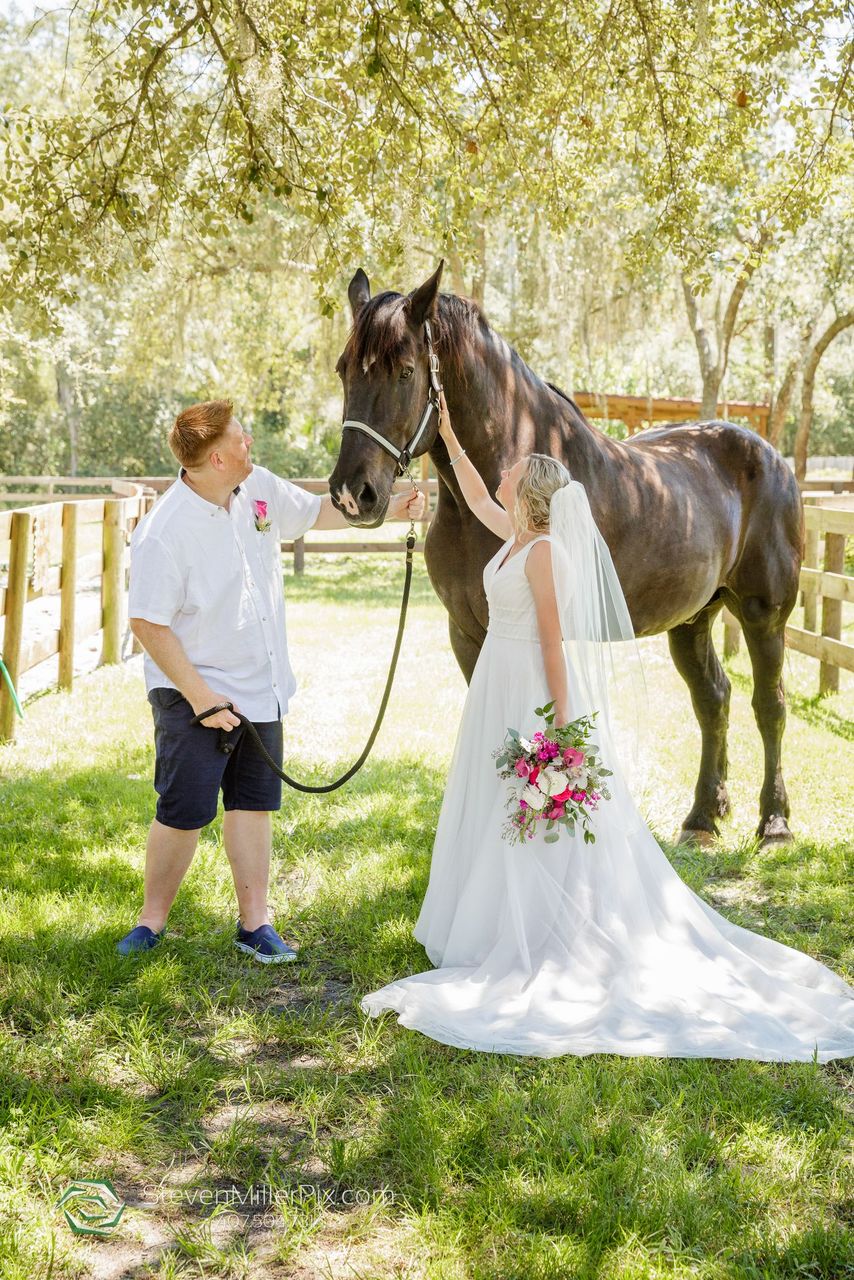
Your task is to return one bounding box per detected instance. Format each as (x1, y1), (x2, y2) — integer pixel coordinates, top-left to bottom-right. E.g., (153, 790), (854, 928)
(148, 687), (283, 830)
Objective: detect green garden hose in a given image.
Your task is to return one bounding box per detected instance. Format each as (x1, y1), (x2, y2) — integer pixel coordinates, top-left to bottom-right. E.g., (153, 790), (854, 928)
(0, 656), (23, 719)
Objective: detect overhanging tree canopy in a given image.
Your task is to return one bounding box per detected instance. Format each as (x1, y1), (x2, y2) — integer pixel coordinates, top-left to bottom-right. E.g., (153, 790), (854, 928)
(1, 0), (852, 324)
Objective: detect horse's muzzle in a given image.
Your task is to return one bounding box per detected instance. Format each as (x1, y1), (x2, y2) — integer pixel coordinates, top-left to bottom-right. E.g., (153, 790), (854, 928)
(329, 474), (388, 526)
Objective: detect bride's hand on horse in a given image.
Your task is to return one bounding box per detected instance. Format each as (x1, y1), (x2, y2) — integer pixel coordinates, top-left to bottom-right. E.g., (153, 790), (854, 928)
(438, 390), (454, 444)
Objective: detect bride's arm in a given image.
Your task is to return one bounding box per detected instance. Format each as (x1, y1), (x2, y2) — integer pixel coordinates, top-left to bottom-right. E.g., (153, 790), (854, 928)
(438, 392), (513, 540)
(526, 541), (570, 728)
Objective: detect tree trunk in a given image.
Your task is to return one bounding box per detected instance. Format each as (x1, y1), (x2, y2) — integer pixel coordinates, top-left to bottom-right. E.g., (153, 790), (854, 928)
(681, 236), (766, 422)
(767, 315), (823, 449)
(767, 354), (799, 450)
(448, 250), (467, 296)
(681, 275), (719, 418)
(700, 369), (722, 420)
(793, 311), (854, 482)
(55, 362), (80, 476)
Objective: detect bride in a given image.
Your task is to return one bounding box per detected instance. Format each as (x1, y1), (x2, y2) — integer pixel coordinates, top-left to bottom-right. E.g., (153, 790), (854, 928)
(361, 395), (854, 1062)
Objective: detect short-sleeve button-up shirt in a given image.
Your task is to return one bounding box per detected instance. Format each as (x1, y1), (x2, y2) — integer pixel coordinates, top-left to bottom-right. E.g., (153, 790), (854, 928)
(128, 465), (321, 720)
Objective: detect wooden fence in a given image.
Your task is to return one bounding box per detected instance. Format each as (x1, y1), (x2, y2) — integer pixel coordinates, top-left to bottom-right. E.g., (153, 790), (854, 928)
(1, 477), (851, 740)
(0, 476), (153, 506)
(0, 473), (439, 574)
(572, 392), (771, 436)
(786, 497), (854, 696)
(0, 483), (154, 741)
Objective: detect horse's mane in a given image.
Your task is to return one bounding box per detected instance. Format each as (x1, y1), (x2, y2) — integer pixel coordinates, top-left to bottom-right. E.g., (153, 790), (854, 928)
(343, 290), (489, 380)
(343, 290), (590, 424)
(546, 380), (589, 424)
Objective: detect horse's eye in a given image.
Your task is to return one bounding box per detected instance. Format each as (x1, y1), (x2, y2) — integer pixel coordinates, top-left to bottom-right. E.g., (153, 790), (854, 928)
(400, 366), (414, 381)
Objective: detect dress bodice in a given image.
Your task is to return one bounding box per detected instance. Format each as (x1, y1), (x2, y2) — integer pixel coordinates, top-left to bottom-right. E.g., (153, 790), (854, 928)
(484, 535), (552, 641)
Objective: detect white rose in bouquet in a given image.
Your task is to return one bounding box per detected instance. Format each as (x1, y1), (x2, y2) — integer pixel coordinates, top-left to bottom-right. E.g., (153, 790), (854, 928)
(522, 783), (547, 811)
(539, 769), (569, 796)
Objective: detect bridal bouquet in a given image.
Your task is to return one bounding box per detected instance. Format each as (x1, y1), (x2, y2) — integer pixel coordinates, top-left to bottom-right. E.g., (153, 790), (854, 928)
(493, 701), (612, 846)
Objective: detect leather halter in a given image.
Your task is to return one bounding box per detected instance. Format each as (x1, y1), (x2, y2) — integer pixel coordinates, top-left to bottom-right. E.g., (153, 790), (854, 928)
(342, 319), (443, 477)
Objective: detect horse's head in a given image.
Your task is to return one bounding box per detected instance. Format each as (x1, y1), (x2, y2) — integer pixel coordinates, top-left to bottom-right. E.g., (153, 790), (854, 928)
(329, 262), (444, 526)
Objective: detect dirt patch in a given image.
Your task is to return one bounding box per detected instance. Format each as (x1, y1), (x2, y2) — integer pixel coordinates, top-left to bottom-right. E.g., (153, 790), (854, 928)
(705, 878), (773, 916)
(261, 977), (354, 1018)
(280, 1215), (428, 1280)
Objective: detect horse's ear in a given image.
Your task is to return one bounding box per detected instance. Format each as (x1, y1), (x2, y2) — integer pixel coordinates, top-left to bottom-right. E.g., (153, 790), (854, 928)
(348, 268), (371, 320)
(406, 260), (444, 327)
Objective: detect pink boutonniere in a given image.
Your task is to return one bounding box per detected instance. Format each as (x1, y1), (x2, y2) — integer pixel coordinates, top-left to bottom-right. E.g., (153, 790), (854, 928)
(252, 499), (271, 533)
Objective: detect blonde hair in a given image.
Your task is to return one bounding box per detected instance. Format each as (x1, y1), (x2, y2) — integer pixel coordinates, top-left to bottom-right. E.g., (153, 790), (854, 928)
(169, 399), (234, 468)
(513, 453), (572, 531)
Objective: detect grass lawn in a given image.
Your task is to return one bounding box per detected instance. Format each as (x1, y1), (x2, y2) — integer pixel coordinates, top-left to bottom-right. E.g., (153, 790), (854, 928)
(0, 552), (852, 1279)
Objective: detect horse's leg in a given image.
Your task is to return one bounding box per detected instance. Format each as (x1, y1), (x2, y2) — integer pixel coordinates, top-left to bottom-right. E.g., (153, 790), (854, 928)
(448, 617), (483, 684)
(738, 602), (793, 846)
(667, 605), (732, 845)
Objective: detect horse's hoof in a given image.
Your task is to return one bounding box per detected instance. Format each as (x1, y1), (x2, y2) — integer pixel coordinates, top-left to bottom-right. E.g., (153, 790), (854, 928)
(678, 827), (716, 848)
(757, 815), (794, 848)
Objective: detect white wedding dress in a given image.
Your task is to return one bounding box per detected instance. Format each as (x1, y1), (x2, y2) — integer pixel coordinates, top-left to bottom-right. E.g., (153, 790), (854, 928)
(361, 534), (854, 1061)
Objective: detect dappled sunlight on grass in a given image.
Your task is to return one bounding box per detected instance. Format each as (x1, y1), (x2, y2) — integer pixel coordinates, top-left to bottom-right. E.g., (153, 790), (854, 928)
(0, 563), (852, 1278)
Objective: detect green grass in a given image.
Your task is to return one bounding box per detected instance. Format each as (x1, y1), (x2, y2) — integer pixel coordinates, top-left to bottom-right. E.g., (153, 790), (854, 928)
(0, 554), (852, 1279)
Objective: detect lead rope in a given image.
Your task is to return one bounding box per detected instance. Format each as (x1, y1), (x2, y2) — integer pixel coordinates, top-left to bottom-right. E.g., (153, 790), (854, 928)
(190, 522), (418, 793)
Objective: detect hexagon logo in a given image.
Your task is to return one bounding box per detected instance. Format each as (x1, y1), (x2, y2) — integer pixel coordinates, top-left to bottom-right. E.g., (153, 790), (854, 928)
(57, 1179), (126, 1236)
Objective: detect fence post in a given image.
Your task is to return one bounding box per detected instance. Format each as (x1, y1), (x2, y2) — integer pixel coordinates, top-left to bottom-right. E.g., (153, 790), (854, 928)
(819, 531), (845, 695)
(101, 499), (125, 665)
(293, 536), (305, 575)
(130, 494), (154, 654)
(802, 524), (820, 631)
(722, 607), (740, 657)
(58, 502), (78, 690)
(0, 511), (32, 742)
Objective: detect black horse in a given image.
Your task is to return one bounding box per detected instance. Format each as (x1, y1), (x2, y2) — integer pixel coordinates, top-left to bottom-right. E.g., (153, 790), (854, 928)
(329, 263), (803, 848)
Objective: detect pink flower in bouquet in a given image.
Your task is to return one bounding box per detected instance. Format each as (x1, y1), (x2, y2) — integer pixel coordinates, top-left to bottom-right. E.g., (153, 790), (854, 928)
(515, 759), (530, 778)
(528, 765), (540, 786)
(550, 802), (565, 820)
(563, 746), (584, 768)
(552, 787), (571, 804)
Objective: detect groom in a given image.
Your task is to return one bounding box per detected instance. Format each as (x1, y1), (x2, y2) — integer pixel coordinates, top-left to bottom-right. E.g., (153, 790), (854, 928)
(119, 399), (425, 962)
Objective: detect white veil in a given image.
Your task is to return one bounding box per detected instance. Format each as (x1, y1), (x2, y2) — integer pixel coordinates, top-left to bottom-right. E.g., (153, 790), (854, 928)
(549, 481), (649, 787)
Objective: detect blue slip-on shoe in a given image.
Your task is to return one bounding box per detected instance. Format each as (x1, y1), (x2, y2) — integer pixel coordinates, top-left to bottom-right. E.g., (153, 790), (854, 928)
(235, 921), (298, 965)
(117, 924), (163, 956)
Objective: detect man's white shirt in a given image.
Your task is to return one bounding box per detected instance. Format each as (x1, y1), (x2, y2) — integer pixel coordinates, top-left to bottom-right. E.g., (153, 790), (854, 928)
(128, 465), (321, 720)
